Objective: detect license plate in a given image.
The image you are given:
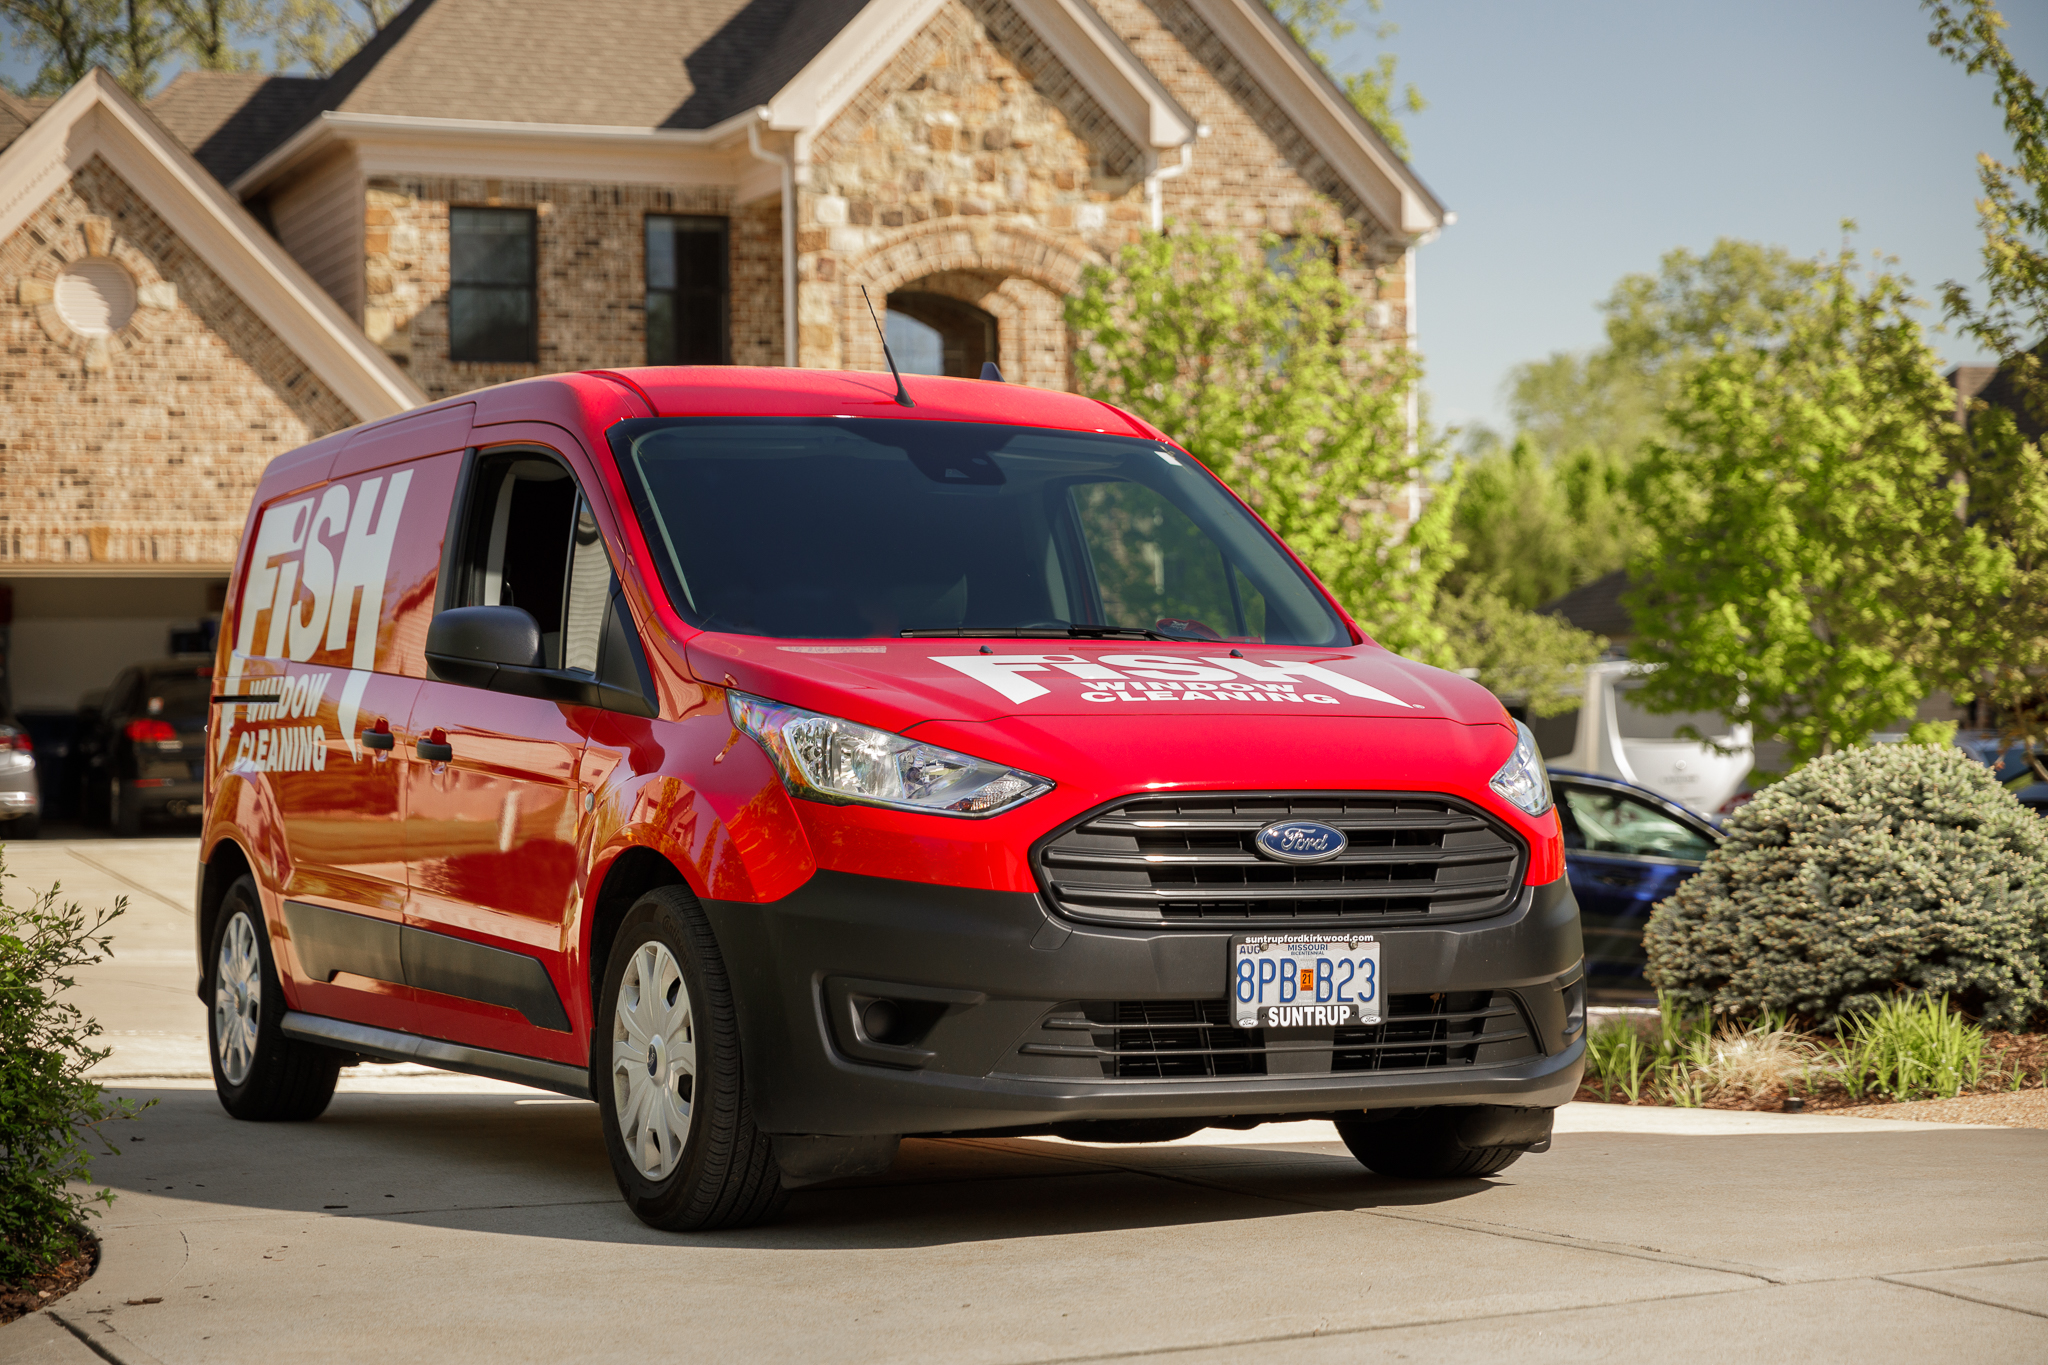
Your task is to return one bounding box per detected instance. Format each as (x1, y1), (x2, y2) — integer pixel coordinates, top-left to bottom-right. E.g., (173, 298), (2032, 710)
(1231, 935), (1381, 1030)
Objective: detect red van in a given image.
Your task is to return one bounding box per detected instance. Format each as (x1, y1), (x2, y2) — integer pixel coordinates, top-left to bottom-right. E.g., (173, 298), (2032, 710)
(198, 368), (1582, 1230)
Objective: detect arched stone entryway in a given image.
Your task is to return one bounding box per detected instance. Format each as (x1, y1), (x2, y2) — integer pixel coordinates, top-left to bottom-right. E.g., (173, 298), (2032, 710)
(828, 220), (1101, 391)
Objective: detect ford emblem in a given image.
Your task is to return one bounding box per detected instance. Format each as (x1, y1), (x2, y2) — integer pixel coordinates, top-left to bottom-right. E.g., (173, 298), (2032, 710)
(1253, 819), (1349, 864)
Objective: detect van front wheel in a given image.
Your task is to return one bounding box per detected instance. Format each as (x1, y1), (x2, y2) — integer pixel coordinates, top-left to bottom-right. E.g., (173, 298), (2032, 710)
(1335, 1106), (1546, 1179)
(595, 887), (787, 1231)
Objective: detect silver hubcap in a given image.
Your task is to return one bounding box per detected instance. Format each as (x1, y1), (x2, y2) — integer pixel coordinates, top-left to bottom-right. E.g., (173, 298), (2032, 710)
(214, 911), (261, 1085)
(612, 940), (696, 1180)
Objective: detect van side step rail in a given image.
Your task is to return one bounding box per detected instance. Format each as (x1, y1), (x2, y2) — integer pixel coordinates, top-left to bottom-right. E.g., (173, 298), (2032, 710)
(280, 1011), (591, 1101)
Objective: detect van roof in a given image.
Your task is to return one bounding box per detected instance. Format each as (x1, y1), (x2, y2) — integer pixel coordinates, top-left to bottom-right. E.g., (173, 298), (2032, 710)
(584, 366), (1166, 439)
(256, 368), (1173, 499)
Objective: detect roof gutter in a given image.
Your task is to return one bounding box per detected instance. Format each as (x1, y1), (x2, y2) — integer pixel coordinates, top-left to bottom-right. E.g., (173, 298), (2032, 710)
(231, 106), (764, 197)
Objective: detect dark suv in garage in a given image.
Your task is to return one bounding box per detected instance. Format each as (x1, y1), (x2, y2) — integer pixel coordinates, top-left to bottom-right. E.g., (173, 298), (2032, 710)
(80, 658), (211, 835)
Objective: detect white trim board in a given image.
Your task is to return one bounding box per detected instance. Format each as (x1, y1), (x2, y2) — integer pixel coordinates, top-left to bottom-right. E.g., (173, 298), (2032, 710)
(1181, 0), (1447, 238)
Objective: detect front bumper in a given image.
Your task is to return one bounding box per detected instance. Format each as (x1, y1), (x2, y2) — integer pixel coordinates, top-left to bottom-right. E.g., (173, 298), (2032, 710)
(704, 871), (1585, 1137)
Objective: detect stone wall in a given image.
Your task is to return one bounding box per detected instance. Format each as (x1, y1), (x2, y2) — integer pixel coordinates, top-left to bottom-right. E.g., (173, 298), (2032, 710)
(730, 196), (785, 368)
(364, 177), (783, 396)
(0, 157), (359, 569)
(794, 0), (1406, 382)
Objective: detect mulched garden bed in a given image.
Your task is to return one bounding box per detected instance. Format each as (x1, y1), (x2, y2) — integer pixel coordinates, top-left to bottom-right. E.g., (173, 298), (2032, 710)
(1574, 1030), (2048, 1116)
(0, 1233), (98, 1326)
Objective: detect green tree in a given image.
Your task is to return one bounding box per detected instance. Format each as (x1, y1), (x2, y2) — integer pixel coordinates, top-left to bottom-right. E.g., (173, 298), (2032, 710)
(0, 0), (174, 96)
(1, 0), (382, 94)
(265, 0), (397, 76)
(1625, 241), (2007, 769)
(1066, 228), (1453, 663)
(1924, 0), (2048, 755)
(1265, 0), (1424, 158)
(162, 0), (259, 70)
(0, 0), (104, 93)
(1066, 227), (1599, 711)
(1454, 240), (1838, 633)
(1444, 434), (1639, 611)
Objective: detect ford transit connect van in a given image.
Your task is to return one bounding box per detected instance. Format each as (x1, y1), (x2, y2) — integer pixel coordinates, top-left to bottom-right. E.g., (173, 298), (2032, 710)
(198, 368), (1583, 1230)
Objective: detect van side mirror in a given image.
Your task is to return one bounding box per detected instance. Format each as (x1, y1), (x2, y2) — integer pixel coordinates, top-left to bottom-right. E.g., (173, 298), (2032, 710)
(425, 606), (544, 688)
(425, 605), (655, 718)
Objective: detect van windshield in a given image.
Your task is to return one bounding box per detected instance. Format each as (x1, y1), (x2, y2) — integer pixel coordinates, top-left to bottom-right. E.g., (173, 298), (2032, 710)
(610, 418), (1350, 645)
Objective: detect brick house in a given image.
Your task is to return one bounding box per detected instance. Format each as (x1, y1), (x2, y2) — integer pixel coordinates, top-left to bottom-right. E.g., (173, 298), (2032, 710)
(0, 0), (1444, 726)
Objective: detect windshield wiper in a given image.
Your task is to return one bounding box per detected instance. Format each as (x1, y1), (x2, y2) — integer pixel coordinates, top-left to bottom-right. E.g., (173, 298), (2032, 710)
(899, 624), (1184, 641)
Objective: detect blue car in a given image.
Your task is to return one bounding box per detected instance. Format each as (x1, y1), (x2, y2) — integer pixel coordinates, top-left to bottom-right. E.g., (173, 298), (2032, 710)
(1549, 770), (1723, 999)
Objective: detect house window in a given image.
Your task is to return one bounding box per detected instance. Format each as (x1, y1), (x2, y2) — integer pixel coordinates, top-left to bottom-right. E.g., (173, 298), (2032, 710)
(646, 215), (729, 364)
(449, 207), (537, 363)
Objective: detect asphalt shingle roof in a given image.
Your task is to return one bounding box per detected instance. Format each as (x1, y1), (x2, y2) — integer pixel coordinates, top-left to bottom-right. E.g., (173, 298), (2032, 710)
(1541, 568), (1635, 641)
(148, 71), (325, 183)
(303, 0), (870, 131)
(0, 89), (52, 154)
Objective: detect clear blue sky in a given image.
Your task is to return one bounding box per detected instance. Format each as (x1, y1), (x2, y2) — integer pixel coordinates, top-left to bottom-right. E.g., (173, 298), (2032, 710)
(1335, 1), (2048, 436)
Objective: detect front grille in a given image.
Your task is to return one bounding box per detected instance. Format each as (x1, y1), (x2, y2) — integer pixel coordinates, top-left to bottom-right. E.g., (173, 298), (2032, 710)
(1034, 792), (1526, 926)
(1011, 992), (1538, 1079)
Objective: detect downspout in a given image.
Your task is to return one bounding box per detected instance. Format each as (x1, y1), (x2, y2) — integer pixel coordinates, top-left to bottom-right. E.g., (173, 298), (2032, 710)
(748, 112), (798, 367)
(1144, 139), (1197, 233)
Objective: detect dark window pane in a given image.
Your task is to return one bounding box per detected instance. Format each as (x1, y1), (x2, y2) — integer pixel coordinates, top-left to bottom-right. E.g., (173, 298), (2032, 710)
(645, 214), (728, 365)
(451, 208), (533, 285)
(645, 292), (678, 365)
(645, 217), (677, 291)
(449, 285), (534, 363)
(450, 208), (535, 362)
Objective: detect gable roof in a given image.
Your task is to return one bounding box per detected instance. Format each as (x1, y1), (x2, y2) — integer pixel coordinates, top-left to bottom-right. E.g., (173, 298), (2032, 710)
(1542, 569), (1634, 641)
(0, 89), (51, 154)
(281, 0), (868, 132)
(0, 69), (425, 421)
(148, 71), (323, 183)
(223, 0), (1441, 242)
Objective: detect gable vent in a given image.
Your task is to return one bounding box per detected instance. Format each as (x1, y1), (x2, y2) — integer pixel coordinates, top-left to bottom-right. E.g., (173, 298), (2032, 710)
(54, 260), (136, 336)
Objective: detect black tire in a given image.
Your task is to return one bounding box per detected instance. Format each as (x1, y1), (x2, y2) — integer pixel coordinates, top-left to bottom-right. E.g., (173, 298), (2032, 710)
(113, 780), (142, 837)
(1335, 1108), (1528, 1179)
(3, 815), (38, 839)
(207, 876), (342, 1121)
(594, 886), (787, 1231)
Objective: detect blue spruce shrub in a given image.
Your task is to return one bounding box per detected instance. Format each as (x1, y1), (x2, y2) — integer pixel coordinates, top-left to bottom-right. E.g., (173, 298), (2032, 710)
(1645, 743), (2048, 1027)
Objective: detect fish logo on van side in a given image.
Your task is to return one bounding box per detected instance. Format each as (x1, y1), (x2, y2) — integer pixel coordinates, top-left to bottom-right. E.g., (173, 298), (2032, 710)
(217, 470), (413, 763)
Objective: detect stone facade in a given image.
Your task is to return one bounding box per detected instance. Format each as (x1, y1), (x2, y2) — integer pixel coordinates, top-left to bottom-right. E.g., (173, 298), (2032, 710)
(337, 1), (1407, 398)
(0, 157), (359, 568)
(795, 0), (1403, 382)
(364, 177), (783, 398)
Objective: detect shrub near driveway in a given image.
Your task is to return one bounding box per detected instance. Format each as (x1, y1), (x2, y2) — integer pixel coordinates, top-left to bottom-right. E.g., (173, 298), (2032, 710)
(1646, 744), (2048, 1028)
(0, 869), (145, 1290)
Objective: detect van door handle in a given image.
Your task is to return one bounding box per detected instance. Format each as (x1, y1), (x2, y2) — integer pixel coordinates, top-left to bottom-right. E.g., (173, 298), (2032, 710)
(416, 730), (453, 762)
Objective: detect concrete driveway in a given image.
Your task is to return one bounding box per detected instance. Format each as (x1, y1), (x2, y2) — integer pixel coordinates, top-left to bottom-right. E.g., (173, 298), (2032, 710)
(3, 838), (2044, 1364)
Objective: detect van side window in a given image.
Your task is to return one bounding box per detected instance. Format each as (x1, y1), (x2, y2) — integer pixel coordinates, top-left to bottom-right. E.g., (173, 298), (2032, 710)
(447, 452), (655, 709)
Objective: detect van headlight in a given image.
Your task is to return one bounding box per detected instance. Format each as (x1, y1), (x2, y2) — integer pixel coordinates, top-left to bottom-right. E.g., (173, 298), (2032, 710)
(1490, 720), (1552, 817)
(728, 692), (1053, 817)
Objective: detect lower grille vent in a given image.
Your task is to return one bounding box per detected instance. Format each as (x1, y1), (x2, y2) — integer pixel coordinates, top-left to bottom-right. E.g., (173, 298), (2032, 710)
(1010, 992), (1539, 1080)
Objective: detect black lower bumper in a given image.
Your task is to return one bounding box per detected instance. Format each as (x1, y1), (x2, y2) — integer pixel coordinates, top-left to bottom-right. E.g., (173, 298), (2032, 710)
(704, 871), (1585, 1137)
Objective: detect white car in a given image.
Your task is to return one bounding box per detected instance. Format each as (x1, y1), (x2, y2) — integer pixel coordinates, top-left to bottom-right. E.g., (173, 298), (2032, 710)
(0, 719), (42, 838)
(1526, 661), (1751, 813)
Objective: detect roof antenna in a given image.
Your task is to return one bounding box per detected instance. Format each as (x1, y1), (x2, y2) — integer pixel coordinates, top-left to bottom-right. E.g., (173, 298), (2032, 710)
(861, 286), (915, 408)
(979, 361), (1004, 382)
